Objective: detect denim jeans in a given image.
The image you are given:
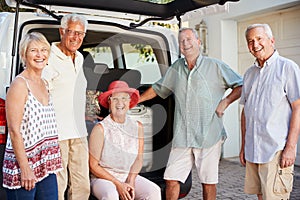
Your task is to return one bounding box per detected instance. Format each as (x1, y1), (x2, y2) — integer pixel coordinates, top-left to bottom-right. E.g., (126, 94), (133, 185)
(5, 174), (58, 200)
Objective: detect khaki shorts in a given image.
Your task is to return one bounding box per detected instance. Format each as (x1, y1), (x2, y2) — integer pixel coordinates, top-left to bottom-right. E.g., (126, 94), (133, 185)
(164, 140), (223, 184)
(244, 151), (294, 200)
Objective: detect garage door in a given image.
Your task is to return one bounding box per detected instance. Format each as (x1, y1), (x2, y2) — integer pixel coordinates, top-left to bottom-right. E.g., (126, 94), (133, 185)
(237, 5), (300, 165)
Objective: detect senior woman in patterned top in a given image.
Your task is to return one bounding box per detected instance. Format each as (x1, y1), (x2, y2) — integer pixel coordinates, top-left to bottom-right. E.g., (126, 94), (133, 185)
(2, 32), (62, 200)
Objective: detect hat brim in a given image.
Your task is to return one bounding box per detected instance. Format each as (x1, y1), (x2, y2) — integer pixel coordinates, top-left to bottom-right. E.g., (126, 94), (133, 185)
(98, 88), (140, 109)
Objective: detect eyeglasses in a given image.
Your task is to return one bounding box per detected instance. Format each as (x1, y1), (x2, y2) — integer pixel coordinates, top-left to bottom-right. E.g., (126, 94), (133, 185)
(65, 29), (86, 38)
(109, 96), (131, 103)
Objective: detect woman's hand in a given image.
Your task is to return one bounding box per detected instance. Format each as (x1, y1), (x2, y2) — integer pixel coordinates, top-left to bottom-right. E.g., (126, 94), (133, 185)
(21, 166), (37, 191)
(115, 181), (135, 200)
(125, 180), (135, 200)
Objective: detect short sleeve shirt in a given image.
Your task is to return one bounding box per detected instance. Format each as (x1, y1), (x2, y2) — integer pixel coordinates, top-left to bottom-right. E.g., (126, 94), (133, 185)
(240, 51), (300, 163)
(153, 55), (243, 148)
(42, 42), (88, 141)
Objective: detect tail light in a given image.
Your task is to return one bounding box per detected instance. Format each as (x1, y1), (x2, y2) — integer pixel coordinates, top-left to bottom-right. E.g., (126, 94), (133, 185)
(0, 98), (7, 144)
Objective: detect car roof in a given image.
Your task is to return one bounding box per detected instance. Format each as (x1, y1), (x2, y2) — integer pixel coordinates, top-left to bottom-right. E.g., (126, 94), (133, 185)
(6, 0), (240, 18)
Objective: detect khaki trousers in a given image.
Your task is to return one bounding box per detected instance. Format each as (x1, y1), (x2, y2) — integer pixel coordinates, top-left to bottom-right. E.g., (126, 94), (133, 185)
(57, 138), (90, 200)
(245, 151), (294, 200)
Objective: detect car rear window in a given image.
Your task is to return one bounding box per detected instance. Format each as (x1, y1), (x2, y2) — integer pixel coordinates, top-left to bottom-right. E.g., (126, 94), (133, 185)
(122, 43), (161, 84)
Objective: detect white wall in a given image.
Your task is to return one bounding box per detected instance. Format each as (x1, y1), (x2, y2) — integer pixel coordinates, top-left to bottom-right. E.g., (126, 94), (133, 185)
(182, 0), (300, 158)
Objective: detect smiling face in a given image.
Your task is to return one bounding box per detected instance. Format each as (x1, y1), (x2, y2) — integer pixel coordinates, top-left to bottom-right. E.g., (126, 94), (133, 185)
(23, 41), (49, 71)
(59, 21), (86, 56)
(179, 29), (201, 59)
(108, 92), (131, 119)
(246, 26), (275, 67)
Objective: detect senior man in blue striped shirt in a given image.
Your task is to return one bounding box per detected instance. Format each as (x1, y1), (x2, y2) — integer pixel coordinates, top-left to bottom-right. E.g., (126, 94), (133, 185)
(139, 27), (243, 200)
(239, 23), (300, 200)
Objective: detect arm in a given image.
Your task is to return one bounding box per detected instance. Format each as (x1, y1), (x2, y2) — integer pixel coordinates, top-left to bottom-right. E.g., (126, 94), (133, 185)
(88, 124), (134, 200)
(280, 98), (300, 168)
(124, 122), (144, 199)
(239, 108), (246, 167)
(6, 78), (37, 190)
(41, 64), (59, 90)
(215, 86), (242, 117)
(138, 87), (157, 104)
(126, 122), (144, 186)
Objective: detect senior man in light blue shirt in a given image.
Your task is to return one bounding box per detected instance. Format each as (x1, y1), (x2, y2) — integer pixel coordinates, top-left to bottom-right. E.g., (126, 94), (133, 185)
(139, 27), (243, 200)
(239, 23), (300, 200)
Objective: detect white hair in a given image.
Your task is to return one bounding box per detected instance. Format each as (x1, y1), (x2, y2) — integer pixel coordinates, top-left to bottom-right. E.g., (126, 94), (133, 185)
(60, 13), (88, 32)
(245, 23), (273, 39)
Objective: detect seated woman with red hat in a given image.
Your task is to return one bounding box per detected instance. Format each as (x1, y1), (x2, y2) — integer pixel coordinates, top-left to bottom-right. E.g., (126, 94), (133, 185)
(89, 80), (161, 200)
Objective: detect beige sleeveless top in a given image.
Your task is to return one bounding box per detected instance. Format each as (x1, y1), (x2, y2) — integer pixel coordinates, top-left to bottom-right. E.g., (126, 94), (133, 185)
(98, 115), (139, 182)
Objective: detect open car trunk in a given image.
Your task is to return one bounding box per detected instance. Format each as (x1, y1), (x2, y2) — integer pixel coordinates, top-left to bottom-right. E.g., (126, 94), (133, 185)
(6, 0), (240, 18)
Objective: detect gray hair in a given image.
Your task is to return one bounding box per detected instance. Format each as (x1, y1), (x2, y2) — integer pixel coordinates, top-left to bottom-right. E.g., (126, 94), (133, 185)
(178, 27), (199, 41)
(245, 23), (273, 39)
(19, 32), (50, 66)
(60, 13), (88, 32)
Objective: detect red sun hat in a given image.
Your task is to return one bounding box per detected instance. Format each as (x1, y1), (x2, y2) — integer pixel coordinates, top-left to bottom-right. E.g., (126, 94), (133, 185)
(98, 80), (140, 109)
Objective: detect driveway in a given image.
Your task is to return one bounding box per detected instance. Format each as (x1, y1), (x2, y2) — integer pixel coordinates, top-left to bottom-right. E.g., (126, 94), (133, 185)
(183, 157), (300, 199)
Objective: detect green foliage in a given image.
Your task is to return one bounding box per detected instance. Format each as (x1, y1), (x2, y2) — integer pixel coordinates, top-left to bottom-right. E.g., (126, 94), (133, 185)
(130, 44), (156, 63)
(151, 22), (174, 29)
(95, 46), (110, 54)
(0, 0), (14, 12)
(0, 0), (32, 12)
